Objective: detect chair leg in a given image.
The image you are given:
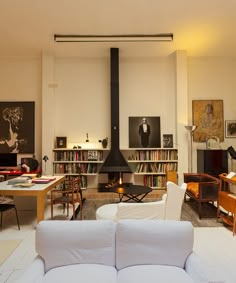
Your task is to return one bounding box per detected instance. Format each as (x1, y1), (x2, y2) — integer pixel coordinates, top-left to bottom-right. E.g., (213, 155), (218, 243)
(0, 212), (2, 227)
(72, 205), (75, 220)
(198, 202), (202, 219)
(14, 207), (20, 230)
(79, 201), (82, 220)
(51, 202), (53, 219)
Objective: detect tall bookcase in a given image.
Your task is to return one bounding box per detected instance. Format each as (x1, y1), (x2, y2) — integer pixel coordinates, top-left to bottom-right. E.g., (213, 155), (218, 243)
(53, 148), (107, 189)
(122, 148), (178, 189)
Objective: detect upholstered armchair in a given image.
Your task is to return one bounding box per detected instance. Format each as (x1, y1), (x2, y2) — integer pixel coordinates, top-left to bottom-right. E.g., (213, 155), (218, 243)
(96, 181), (186, 221)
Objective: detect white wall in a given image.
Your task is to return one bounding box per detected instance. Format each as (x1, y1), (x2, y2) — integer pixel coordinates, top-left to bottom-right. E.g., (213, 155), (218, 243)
(1, 52), (236, 184)
(188, 57), (236, 171)
(0, 56), (42, 165)
(52, 55), (177, 148)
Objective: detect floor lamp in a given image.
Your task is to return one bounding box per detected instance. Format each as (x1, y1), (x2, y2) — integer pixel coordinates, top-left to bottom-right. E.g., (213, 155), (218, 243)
(185, 125), (197, 173)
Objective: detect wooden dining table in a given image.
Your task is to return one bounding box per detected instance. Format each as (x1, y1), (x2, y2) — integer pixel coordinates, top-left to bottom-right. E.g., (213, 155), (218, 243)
(0, 175), (65, 223)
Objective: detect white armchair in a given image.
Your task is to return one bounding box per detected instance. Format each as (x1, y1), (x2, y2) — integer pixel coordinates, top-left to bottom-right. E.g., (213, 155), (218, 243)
(96, 181), (186, 221)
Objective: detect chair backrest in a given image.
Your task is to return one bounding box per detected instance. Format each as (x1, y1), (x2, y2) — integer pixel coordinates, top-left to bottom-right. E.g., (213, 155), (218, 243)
(70, 178), (81, 201)
(164, 181), (187, 220)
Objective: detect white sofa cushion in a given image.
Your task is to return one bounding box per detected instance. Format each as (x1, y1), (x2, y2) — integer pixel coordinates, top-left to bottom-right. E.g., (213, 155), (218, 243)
(117, 265), (194, 283)
(36, 220), (116, 272)
(116, 219), (193, 270)
(116, 199), (166, 220)
(96, 203), (118, 221)
(37, 264), (117, 283)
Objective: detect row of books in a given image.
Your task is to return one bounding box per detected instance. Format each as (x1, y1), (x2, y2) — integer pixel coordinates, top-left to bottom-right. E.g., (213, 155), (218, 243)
(54, 150), (103, 162)
(53, 163), (98, 174)
(128, 150), (178, 161)
(135, 162), (178, 173)
(143, 175), (167, 188)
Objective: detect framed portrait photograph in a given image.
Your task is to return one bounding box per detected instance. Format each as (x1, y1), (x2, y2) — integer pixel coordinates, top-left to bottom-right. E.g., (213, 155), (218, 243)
(56, 137), (67, 148)
(192, 100), (224, 142)
(225, 120), (236, 138)
(129, 116), (161, 148)
(163, 134), (173, 148)
(0, 101), (35, 153)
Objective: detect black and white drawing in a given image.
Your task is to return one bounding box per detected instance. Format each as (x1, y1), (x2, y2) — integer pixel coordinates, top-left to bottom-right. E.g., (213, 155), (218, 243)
(163, 134), (173, 148)
(0, 102), (35, 153)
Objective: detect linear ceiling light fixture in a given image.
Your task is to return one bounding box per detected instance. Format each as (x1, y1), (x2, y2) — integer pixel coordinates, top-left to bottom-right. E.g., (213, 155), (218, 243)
(54, 33), (173, 43)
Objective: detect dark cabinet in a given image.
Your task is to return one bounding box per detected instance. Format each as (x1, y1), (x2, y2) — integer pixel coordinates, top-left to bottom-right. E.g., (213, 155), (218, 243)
(197, 149), (228, 178)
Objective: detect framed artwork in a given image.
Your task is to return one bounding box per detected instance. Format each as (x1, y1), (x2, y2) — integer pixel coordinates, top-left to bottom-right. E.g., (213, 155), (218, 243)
(192, 100), (224, 142)
(225, 120), (236, 138)
(0, 101), (35, 153)
(163, 134), (173, 148)
(56, 137), (67, 148)
(129, 116), (161, 148)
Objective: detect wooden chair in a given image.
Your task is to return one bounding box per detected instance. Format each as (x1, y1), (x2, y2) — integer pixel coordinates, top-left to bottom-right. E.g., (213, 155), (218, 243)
(0, 203), (20, 230)
(50, 178), (83, 220)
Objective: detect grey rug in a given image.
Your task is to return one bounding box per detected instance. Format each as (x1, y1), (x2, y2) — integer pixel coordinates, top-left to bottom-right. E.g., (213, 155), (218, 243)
(80, 198), (224, 227)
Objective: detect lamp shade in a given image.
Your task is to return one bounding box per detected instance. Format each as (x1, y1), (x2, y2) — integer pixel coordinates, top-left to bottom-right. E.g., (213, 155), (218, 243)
(185, 125), (197, 132)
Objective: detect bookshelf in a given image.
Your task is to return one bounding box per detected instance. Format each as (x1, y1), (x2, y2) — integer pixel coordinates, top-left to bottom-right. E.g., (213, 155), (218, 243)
(122, 148), (178, 189)
(53, 148), (178, 190)
(53, 148), (107, 189)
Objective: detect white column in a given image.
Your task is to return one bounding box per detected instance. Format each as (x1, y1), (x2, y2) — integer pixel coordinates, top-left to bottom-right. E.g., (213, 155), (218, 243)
(175, 50), (188, 184)
(42, 53), (56, 175)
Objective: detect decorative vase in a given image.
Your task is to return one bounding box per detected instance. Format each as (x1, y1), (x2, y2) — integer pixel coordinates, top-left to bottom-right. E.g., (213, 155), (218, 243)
(102, 138), (108, 148)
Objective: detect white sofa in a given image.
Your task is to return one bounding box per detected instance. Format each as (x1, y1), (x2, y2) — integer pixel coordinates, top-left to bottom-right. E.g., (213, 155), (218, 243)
(17, 219), (223, 283)
(96, 181), (187, 221)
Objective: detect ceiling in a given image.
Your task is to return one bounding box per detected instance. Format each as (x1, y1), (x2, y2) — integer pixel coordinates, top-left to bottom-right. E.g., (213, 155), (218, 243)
(1, 0), (236, 58)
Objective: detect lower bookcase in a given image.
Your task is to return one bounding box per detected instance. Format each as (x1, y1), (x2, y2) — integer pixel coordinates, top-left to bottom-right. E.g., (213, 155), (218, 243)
(122, 148), (178, 189)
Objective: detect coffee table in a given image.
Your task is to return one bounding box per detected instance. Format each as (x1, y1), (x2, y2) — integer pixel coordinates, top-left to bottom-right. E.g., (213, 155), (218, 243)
(110, 184), (152, 202)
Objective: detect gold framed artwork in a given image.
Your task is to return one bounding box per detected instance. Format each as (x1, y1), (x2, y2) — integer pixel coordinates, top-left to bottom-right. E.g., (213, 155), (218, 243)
(192, 100), (224, 142)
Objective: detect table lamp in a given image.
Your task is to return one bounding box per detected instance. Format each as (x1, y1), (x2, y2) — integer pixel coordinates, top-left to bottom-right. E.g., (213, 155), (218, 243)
(42, 155), (49, 175)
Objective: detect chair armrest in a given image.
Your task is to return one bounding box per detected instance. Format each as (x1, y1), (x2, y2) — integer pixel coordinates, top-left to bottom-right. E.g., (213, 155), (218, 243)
(185, 252), (225, 283)
(17, 255), (45, 283)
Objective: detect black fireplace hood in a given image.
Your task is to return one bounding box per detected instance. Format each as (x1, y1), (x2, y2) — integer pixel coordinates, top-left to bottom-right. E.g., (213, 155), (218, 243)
(99, 48), (131, 173)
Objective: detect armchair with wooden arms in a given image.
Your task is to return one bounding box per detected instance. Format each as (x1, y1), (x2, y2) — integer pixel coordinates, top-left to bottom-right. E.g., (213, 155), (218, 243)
(50, 178), (83, 220)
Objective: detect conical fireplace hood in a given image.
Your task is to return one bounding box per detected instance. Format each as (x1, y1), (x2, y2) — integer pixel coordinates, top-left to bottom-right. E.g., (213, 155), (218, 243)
(99, 48), (131, 173)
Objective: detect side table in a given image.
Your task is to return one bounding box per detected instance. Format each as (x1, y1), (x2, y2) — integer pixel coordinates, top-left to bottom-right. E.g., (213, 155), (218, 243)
(218, 173), (236, 236)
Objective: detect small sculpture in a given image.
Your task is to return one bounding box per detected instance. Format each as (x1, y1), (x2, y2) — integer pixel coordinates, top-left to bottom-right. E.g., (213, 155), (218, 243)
(86, 133), (89, 142)
(102, 137), (108, 148)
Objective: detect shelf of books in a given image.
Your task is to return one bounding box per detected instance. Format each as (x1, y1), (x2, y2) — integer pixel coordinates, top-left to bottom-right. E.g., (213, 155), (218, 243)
(53, 149), (107, 189)
(123, 148), (178, 189)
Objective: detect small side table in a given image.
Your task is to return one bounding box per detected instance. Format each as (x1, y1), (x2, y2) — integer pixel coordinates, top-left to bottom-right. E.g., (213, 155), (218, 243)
(110, 184), (152, 202)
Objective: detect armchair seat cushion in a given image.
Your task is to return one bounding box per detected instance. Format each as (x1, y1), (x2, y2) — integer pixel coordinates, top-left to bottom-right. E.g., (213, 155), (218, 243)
(37, 264), (117, 283)
(186, 182), (199, 198)
(117, 265), (194, 283)
(96, 203), (118, 221)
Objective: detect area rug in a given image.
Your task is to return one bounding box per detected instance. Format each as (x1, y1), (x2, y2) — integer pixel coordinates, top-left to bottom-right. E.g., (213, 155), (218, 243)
(80, 198), (225, 228)
(0, 239), (22, 265)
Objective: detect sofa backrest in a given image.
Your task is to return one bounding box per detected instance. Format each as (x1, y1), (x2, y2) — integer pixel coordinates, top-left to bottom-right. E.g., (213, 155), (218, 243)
(36, 220), (116, 272)
(115, 219), (193, 270)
